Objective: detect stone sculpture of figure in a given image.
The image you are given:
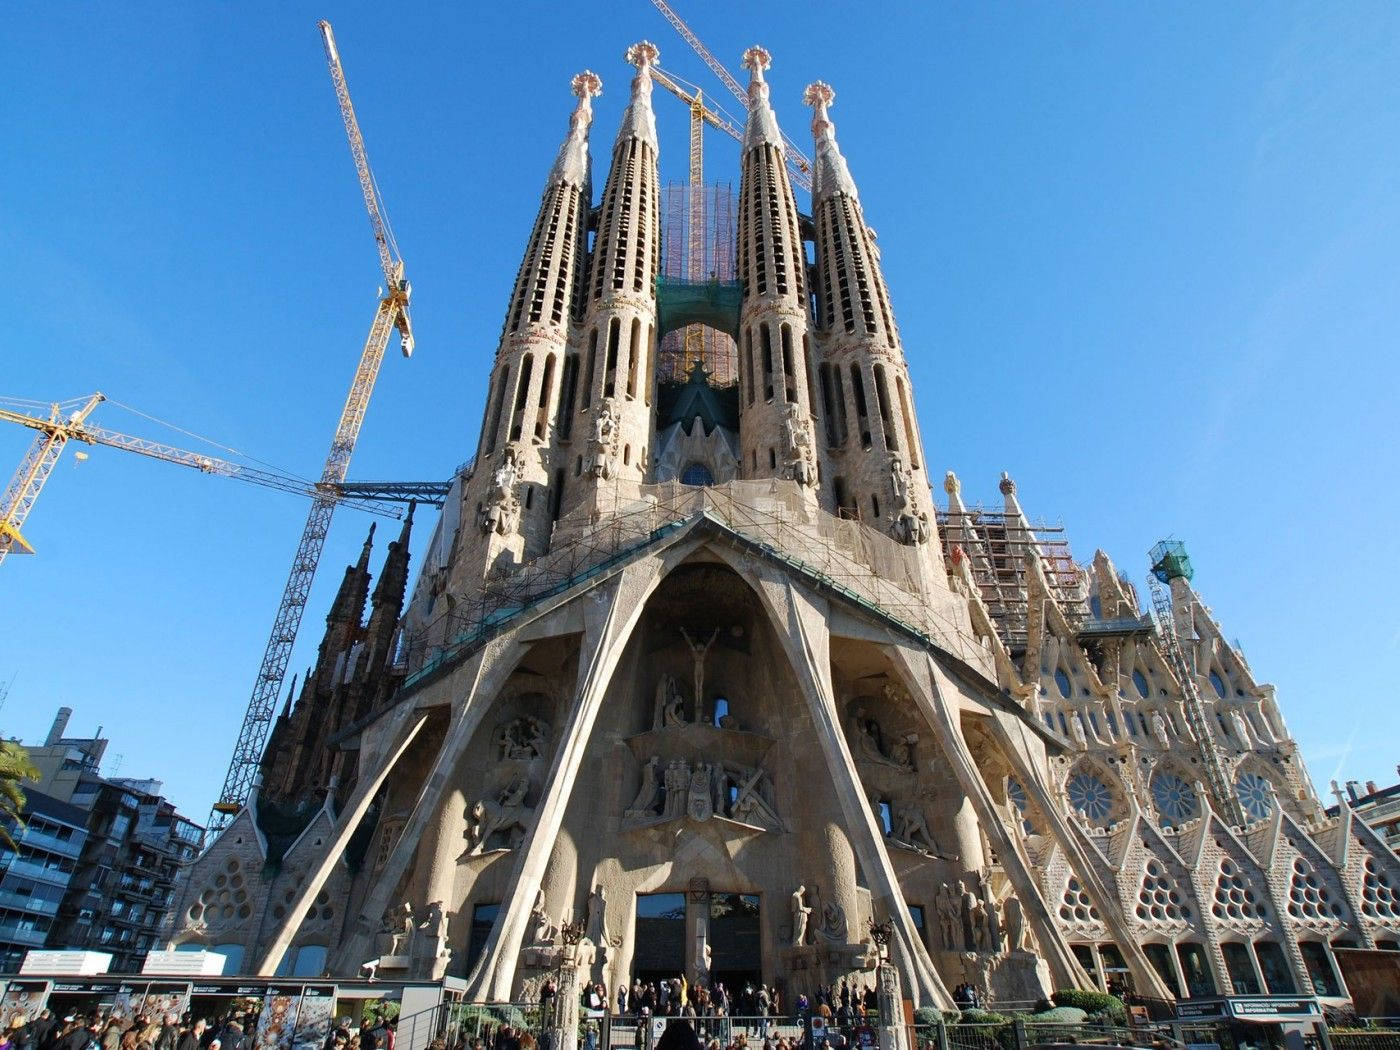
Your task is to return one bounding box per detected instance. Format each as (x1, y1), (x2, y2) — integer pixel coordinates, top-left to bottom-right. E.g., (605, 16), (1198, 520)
(662, 759), (691, 819)
(1069, 711), (1088, 748)
(983, 895), (1002, 953)
(680, 627), (720, 723)
(498, 715), (549, 760)
(656, 675), (686, 728)
(852, 709), (914, 770)
(498, 771), (528, 808)
(1002, 895), (1026, 953)
(727, 766), (781, 830)
(890, 455), (909, 511)
(530, 889), (556, 946)
(1151, 711), (1171, 750)
(586, 884), (607, 944)
(936, 883), (958, 949)
(1230, 710), (1254, 748)
(970, 899), (989, 951)
(626, 756), (662, 819)
(478, 446), (521, 535)
(892, 802), (937, 854)
(782, 402), (815, 487)
(818, 899), (848, 943)
(688, 763), (714, 821)
(958, 881), (979, 952)
(588, 398), (620, 479)
(791, 885), (812, 946)
(652, 674), (672, 730)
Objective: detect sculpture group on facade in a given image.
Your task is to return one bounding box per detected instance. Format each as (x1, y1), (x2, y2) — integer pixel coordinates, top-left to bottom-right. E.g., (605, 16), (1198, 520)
(587, 397), (621, 480)
(494, 714), (550, 761)
(932, 876), (1027, 956)
(466, 769), (532, 854)
(625, 755), (780, 830)
(888, 455), (931, 546)
(783, 402), (816, 488)
(370, 899), (452, 979)
(478, 446), (523, 536)
(788, 885), (851, 946)
(851, 707), (916, 771)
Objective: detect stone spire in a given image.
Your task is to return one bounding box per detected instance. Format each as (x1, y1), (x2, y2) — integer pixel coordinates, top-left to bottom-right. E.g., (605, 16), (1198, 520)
(803, 81), (856, 201)
(459, 77), (602, 580)
(547, 71), (602, 191)
(741, 46), (783, 151)
(558, 42), (663, 522)
(803, 82), (938, 565)
(735, 46), (818, 492)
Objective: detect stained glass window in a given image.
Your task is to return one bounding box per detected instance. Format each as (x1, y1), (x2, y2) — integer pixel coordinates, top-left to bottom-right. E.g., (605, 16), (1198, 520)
(1236, 773), (1275, 821)
(1068, 773), (1113, 822)
(1152, 773), (1199, 824)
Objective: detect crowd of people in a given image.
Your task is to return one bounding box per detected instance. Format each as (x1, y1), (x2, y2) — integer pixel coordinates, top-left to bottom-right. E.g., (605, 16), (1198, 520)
(533, 976), (881, 1026)
(0, 1008), (397, 1050)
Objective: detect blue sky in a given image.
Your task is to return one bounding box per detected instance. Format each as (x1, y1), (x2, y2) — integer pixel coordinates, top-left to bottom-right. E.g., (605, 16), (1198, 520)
(3, 2), (1398, 820)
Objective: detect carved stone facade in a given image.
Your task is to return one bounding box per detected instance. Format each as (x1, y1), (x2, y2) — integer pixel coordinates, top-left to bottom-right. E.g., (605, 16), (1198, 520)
(164, 41), (1395, 1011)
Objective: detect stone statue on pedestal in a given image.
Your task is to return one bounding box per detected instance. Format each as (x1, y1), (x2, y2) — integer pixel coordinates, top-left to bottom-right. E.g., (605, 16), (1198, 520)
(958, 881), (978, 951)
(791, 885), (812, 946)
(1003, 895), (1026, 952)
(936, 883), (958, 949)
(626, 756), (661, 819)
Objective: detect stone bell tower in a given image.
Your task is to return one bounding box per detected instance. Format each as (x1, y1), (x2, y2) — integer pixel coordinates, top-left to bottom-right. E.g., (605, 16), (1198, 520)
(735, 46), (820, 493)
(560, 41), (663, 520)
(458, 71), (601, 583)
(804, 81), (940, 574)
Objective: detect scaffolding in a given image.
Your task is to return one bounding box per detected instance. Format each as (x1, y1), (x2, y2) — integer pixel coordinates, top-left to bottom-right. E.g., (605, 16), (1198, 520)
(937, 507), (1089, 653)
(657, 181), (738, 385)
(393, 482), (995, 697)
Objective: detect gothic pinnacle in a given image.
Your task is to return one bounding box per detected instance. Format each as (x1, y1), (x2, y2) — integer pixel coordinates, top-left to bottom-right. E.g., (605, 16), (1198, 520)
(617, 41), (659, 152)
(548, 70), (602, 189)
(742, 45), (783, 151)
(803, 80), (857, 201)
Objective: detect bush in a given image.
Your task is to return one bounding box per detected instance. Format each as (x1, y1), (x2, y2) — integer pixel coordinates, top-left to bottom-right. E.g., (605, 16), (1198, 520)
(1051, 990), (1125, 1025)
(1028, 1007), (1087, 1023)
(912, 1008), (943, 1027)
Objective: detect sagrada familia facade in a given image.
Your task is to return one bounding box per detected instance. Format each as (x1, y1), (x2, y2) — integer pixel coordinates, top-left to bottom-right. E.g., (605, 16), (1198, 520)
(166, 42), (1400, 1009)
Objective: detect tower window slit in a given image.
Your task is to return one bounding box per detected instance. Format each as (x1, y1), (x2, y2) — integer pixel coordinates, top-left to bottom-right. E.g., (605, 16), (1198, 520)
(819, 364), (839, 447)
(850, 364), (871, 449)
(745, 329), (756, 405)
(873, 364), (897, 451)
(603, 317), (620, 397)
(534, 353), (556, 441)
(871, 493), (881, 519)
(483, 366), (508, 456)
(581, 329), (598, 410)
(642, 323), (654, 406)
(626, 317), (640, 398)
(761, 325), (775, 401)
(896, 375), (918, 468)
(780, 324), (796, 403)
(508, 355), (533, 442)
(557, 354), (579, 440)
(549, 468), (565, 524)
(832, 368), (849, 444)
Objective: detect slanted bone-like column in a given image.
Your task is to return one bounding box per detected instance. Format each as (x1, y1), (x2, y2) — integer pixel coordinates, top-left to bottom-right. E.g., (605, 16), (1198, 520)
(884, 642), (1173, 999)
(465, 551), (674, 1001)
(738, 557), (952, 1008)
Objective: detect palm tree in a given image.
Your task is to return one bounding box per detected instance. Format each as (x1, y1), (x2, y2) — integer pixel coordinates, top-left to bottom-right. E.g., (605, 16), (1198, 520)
(0, 740), (39, 850)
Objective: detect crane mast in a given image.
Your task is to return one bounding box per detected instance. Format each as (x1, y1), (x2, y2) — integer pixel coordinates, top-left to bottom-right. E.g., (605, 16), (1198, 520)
(208, 21), (413, 832)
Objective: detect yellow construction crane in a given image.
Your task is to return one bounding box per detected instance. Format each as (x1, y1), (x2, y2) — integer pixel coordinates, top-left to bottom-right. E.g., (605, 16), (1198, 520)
(0, 393), (398, 567)
(649, 0), (813, 192)
(208, 20), (415, 833)
(650, 67), (740, 368)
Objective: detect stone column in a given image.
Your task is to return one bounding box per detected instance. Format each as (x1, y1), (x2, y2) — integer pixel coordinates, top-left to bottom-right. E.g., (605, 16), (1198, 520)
(551, 941), (590, 1050)
(876, 960), (909, 1050)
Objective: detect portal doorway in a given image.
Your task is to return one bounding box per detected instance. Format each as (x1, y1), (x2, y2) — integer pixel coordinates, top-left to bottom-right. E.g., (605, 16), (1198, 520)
(634, 893), (687, 983)
(709, 893), (761, 992)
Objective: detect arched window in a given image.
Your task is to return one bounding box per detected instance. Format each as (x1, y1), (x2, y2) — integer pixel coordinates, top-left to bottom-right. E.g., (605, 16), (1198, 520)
(1132, 669), (1150, 698)
(1054, 669), (1072, 699)
(1209, 670), (1228, 698)
(712, 697), (730, 726)
(681, 462), (714, 487)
